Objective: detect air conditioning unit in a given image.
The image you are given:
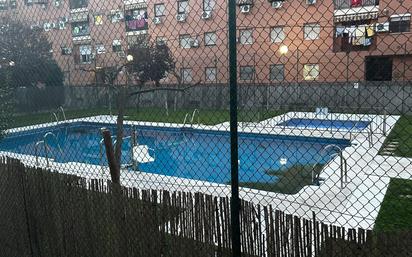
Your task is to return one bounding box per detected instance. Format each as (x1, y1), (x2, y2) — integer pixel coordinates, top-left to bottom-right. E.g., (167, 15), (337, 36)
(43, 22), (51, 31)
(240, 4), (251, 13)
(153, 17), (162, 25)
(375, 22), (389, 32)
(272, 1), (283, 8)
(176, 13), (187, 22)
(115, 12), (123, 20)
(54, 0), (61, 7)
(189, 38), (199, 48)
(306, 0), (316, 5)
(117, 52), (126, 58)
(61, 16), (68, 23)
(201, 10), (212, 20)
(58, 21), (65, 29)
(50, 22), (58, 29)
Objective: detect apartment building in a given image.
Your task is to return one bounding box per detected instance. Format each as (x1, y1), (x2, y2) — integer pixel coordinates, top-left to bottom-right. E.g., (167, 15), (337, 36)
(0, 0), (411, 86)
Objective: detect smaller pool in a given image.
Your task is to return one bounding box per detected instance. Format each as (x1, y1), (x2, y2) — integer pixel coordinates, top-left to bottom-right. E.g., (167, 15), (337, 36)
(278, 118), (370, 130)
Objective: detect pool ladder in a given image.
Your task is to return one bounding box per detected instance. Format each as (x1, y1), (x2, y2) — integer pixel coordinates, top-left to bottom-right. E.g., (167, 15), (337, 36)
(99, 131), (138, 173)
(34, 132), (63, 167)
(182, 109), (200, 128)
(312, 144), (348, 189)
(50, 106), (67, 124)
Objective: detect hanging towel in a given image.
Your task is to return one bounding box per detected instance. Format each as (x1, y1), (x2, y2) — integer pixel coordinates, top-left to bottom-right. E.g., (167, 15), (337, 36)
(353, 26), (366, 45)
(366, 25), (375, 37)
(336, 26), (345, 37)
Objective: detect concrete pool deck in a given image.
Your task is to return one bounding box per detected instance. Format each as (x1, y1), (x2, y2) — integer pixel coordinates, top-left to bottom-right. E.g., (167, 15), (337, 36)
(1, 112), (410, 230)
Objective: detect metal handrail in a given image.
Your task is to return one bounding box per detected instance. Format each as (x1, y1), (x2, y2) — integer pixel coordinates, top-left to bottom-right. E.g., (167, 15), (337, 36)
(51, 112), (59, 124)
(312, 144), (348, 189)
(35, 140), (49, 167)
(182, 113), (190, 128)
(58, 106), (67, 121)
(44, 132), (63, 154)
(190, 109), (200, 126)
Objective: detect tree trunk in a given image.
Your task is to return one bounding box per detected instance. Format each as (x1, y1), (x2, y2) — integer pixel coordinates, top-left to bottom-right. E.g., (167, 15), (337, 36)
(101, 128), (120, 184)
(114, 86), (127, 172)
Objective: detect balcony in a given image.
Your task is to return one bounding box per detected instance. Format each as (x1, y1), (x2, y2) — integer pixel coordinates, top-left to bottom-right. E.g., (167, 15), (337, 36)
(333, 24), (376, 52)
(71, 21), (90, 37)
(334, 0), (379, 10)
(69, 0), (87, 10)
(334, 0), (379, 23)
(125, 9), (148, 32)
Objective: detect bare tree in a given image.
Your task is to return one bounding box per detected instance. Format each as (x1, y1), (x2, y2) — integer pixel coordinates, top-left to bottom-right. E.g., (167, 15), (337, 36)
(83, 37), (202, 184)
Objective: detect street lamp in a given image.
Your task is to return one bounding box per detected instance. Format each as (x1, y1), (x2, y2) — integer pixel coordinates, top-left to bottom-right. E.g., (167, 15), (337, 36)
(279, 45), (289, 55)
(126, 54), (134, 62)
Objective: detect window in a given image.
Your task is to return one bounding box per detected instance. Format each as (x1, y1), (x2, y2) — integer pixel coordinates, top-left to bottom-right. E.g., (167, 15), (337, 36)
(389, 14), (411, 33)
(177, 0), (188, 14)
(239, 29), (253, 45)
(240, 66), (254, 81)
(79, 45), (92, 64)
(96, 44), (105, 54)
(112, 40), (122, 52)
(61, 46), (72, 55)
(303, 64), (319, 80)
(110, 10), (124, 23)
(204, 32), (217, 46)
(10, 0), (17, 9)
(179, 34), (191, 48)
(181, 68), (192, 82)
(205, 67), (217, 82)
(71, 21), (90, 37)
(69, 0), (87, 9)
(154, 3), (165, 17)
(125, 8), (148, 31)
(303, 23), (320, 40)
(94, 15), (103, 25)
(269, 64), (284, 81)
(270, 26), (285, 43)
(203, 0), (215, 11)
(0, 0), (7, 10)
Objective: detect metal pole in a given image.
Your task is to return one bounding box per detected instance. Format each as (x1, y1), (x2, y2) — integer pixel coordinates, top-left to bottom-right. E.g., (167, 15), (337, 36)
(383, 108), (387, 136)
(228, 0), (241, 256)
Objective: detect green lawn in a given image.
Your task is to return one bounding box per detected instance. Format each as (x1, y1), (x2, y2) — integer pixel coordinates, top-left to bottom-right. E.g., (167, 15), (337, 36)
(11, 107), (283, 128)
(374, 178), (412, 232)
(380, 116), (412, 157)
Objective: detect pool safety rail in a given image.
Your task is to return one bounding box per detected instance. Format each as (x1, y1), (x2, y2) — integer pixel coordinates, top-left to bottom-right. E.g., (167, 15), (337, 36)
(0, 0), (412, 256)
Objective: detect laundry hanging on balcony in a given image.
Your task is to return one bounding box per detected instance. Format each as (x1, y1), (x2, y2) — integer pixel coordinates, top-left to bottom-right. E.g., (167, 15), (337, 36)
(351, 0), (362, 7)
(335, 24), (374, 47)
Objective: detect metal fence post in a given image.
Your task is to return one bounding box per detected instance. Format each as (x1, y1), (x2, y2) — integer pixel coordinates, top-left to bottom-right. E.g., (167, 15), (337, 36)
(228, 0), (241, 256)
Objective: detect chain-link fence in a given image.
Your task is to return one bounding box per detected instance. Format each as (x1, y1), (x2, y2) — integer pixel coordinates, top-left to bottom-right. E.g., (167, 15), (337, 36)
(0, 0), (411, 256)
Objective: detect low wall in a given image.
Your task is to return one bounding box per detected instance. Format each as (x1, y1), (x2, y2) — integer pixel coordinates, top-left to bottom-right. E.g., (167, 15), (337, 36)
(14, 81), (412, 115)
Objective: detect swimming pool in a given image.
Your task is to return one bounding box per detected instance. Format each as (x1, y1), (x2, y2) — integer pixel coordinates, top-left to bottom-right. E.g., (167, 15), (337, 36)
(278, 118), (370, 130)
(0, 122), (350, 185)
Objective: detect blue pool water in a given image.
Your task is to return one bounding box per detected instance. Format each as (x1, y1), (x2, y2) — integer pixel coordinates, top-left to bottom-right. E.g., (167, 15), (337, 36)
(0, 122), (350, 184)
(278, 118), (370, 130)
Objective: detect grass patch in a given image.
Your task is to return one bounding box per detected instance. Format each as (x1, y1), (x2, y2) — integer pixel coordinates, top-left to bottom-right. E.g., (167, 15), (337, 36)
(11, 108), (283, 128)
(238, 164), (323, 194)
(374, 178), (412, 232)
(380, 115), (412, 157)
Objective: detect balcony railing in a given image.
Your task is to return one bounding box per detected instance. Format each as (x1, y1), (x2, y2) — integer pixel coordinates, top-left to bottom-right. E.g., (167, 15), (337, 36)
(69, 0), (87, 9)
(334, 0), (379, 10)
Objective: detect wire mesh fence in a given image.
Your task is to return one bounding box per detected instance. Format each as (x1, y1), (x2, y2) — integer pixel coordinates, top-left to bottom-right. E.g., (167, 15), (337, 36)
(0, 0), (412, 256)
